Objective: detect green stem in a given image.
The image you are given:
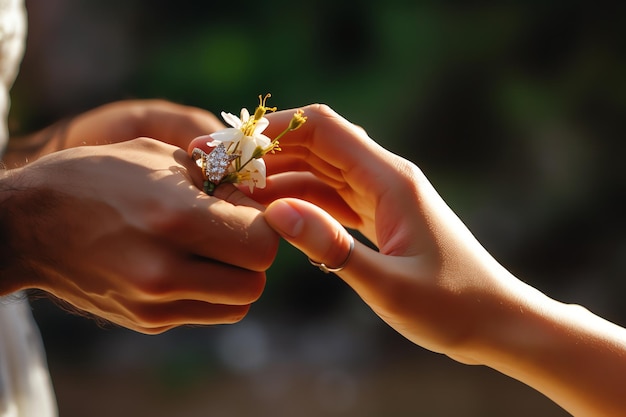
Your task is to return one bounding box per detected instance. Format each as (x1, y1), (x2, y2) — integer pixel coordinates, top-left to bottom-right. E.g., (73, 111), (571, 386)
(272, 126), (292, 143)
(234, 126), (292, 173)
(237, 156), (256, 172)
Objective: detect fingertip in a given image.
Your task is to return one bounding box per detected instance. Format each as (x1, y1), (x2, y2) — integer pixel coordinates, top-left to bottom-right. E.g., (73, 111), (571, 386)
(264, 199), (305, 238)
(187, 135), (215, 155)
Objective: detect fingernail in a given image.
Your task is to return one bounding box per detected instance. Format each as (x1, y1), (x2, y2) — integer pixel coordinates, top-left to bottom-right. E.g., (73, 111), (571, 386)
(266, 200), (304, 238)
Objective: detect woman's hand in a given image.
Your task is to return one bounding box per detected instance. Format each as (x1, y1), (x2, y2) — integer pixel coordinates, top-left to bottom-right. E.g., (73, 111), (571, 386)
(0, 138), (278, 334)
(248, 104), (507, 358)
(253, 104), (626, 416)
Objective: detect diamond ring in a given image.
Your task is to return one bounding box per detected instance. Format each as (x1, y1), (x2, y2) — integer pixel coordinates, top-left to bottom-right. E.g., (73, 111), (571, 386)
(192, 145), (237, 195)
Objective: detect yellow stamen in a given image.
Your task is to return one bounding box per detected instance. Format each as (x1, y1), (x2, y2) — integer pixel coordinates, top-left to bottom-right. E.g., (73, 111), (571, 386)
(270, 109), (307, 145)
(288, 109), (307, 131)
(240, 93), (277, 137)
(254, 93), (277, 122)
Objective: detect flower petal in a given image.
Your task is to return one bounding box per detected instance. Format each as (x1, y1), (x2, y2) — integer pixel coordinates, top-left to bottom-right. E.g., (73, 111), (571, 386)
(241, 158), (266, 192)
(210, 128), (243, 145)
(249, 159), (267, 188)
(253, 117), (269, 135)
(240, 108), (250, 123)
(255, 133), (272, 149)
(240, 135), (257, 162)
(221, 112), (242, 129)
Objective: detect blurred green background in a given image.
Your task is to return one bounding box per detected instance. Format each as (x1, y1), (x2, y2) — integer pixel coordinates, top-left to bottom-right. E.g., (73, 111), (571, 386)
(10, 0), (626, 416)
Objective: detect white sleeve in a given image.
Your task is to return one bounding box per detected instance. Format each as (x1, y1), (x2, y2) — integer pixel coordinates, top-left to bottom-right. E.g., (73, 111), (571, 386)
(0, 296), (58, 417)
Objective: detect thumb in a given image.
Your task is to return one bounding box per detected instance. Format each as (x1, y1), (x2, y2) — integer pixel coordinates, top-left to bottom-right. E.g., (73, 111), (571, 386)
(264, 198), (356, 272)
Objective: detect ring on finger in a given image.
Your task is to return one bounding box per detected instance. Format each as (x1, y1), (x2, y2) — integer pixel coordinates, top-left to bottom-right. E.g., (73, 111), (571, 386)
(308, 234), (355, 274)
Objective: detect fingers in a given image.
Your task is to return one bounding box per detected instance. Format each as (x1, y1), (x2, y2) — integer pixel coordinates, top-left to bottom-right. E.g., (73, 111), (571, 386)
(265, 104), (363, 154)
(48, 253), (265, 335)
(151, 198), (277, 272)
(264, 148), (346, 185)
(131, 301), (252, 335)
(262, 105), (410, 209)
(187, 134), (215, 155)
(123, 256), (267, 306)
(265, 104), (386, 173)
(253, 172), (362, 229)
(104, 300), (253, 335)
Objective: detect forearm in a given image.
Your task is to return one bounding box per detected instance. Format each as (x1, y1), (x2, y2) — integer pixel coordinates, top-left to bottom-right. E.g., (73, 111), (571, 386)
(473, 272), (626, 416)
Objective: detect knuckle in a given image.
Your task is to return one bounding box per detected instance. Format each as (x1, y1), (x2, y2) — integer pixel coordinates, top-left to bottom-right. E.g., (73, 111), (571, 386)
(130, 136), (160, 150)
(131, 260), (175, 299)
(240, 272), (266, 304)
(396, 159), (423, 185)
(128, 305), (166, 330)
(243, 218), (280, 271)
(223, 305), (251, 324)
(306, 103), (335, 118)
(137, 325), (174, 335)
(253, 233), (280, 271)
(145, 203), (191, 236)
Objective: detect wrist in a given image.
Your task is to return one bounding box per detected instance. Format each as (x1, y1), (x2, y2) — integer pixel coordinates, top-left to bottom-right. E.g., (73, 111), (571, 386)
(0, 167), (44, 294)
(450, 267), (557, 366)
(3, 118), (74, 167)
(475, 282), (554, 366)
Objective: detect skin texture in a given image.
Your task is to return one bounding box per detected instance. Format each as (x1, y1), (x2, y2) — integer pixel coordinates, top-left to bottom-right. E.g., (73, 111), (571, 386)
(241, 104), (626, 416)
(1, 100), (279, 334)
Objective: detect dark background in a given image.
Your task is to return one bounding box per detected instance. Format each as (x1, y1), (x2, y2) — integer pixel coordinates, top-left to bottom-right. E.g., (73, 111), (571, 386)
(9, 1), (626, 416)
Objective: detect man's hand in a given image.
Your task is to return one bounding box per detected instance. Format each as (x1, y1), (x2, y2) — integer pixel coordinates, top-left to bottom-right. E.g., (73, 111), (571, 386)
(1, 138), (278, 334)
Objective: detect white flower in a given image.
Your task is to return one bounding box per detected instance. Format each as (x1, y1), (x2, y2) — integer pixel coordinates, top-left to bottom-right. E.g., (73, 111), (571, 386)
(194, 94), (305, 195)
(216, 108), (272, 153)
(240, 158), (266, 192)
(203, 106), (273, 192)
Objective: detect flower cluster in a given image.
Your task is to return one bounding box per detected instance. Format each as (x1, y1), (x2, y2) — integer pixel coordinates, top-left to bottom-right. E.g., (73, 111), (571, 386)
(192, 94), (306, 195)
